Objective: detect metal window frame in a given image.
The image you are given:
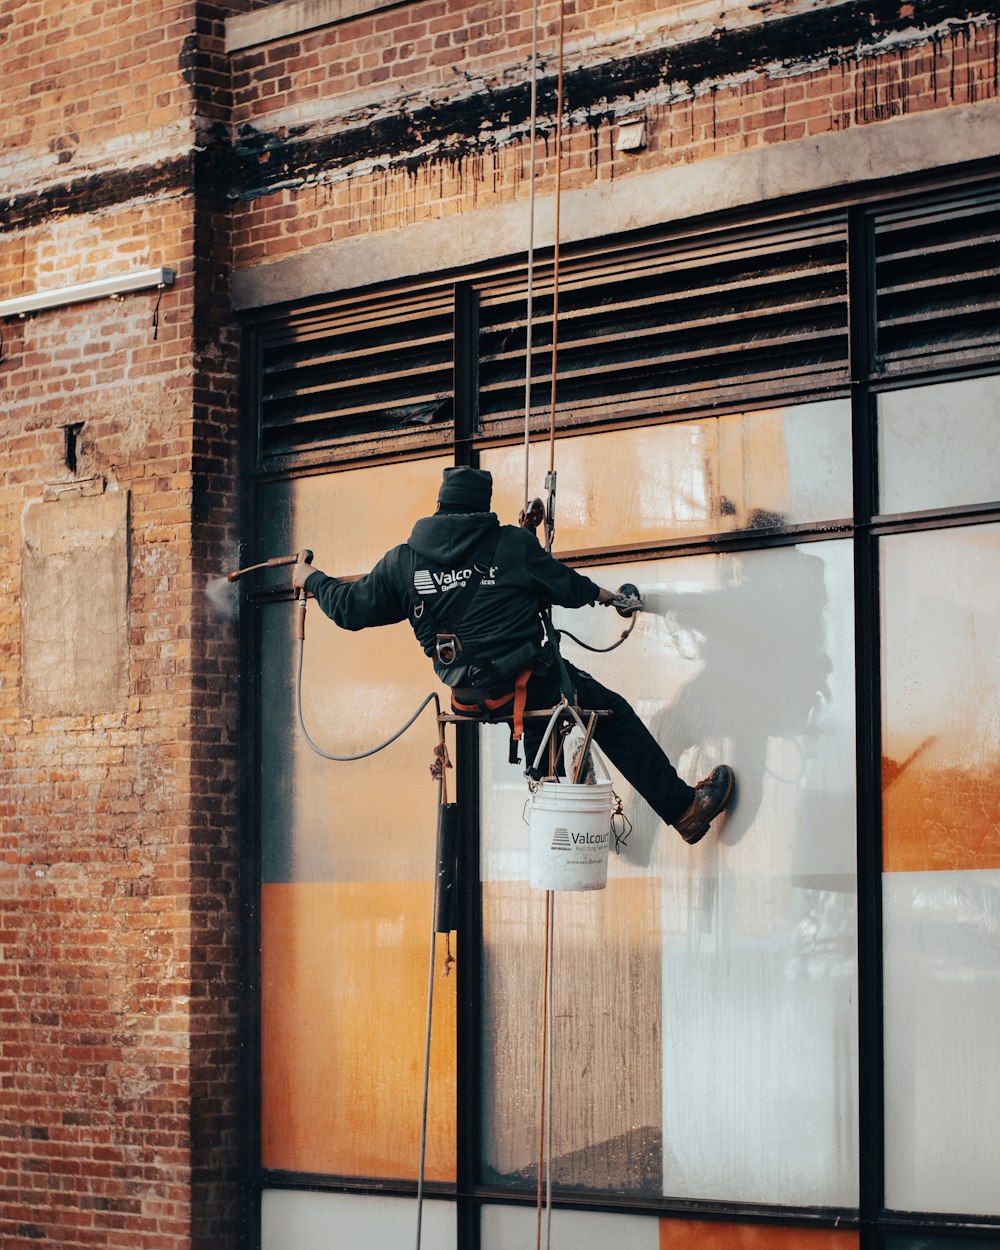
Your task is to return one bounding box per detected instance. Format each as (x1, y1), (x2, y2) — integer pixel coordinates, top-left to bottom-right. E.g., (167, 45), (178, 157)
(238, 169), (1000, 1250)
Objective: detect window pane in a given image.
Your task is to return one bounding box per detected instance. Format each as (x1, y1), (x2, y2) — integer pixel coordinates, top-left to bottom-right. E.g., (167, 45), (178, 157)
(482, 1208), (861, 1249)
(881, 524), (1000, 1215)
(878, 377), (1000, 515)
(883, 1237), (1000, 1250)
(481, 1204), (659, 1249)
(661, 1220), (859, 1249)
(257, 454), (451, 582)
(258, 463), (456, 1181)
(481, 543), (858, 1205)
(480, 401), (851, 551)
(262, 1191), (455, 1250)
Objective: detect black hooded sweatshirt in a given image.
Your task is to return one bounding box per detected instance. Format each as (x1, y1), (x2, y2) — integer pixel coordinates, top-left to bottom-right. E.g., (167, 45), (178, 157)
(303, 511), (601, 689)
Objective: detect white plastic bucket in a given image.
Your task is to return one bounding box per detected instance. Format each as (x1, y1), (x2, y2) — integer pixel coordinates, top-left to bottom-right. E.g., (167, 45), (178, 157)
(528, 778), (614, 891)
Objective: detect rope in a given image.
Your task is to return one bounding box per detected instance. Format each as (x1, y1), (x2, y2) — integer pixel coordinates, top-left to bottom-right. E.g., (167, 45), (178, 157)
(547, 0), (566, 487)
(416, 718), (450, 1250)
(521, 0), (566, 555)
(522, 0), (542, 516)
(535, 887), (554, 1250)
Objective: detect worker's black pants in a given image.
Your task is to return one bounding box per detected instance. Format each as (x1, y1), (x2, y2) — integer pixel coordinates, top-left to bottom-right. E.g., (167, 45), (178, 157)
(522, 659), (696, 827)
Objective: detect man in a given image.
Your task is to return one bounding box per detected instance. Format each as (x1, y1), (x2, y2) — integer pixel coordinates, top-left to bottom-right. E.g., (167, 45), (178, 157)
(293, 466), (733, 844)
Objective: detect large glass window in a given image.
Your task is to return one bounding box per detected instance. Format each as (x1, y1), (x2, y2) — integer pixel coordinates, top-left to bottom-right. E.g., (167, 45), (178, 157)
(481, 543), (858, 1206)
(257, 458), (456, 1181)
(262, 1191), (456, 1250)
(878, 378), (1000, 516)
(482, 400), (852, 551)
(245, 183), (1000, 1248)
(881, 523), (1000, 1215)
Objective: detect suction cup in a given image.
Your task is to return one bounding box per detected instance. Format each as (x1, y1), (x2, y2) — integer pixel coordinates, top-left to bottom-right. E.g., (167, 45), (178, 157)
(614, 583), (643, 617)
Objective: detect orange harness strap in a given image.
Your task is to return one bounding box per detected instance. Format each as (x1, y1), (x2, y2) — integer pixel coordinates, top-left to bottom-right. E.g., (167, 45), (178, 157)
(450, 667), (534, 760)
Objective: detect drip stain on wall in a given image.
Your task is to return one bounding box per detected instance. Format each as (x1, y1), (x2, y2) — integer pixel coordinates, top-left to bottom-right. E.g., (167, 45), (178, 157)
(4, 4), (1000, 237)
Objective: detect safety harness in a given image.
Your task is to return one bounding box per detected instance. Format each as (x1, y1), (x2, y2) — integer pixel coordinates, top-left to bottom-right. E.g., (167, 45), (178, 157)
(407, 529), (535, 762)
(450, 667), (533, 763)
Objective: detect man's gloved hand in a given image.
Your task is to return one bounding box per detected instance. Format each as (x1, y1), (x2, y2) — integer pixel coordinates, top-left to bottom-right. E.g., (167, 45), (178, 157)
(596, 587), (617, 606)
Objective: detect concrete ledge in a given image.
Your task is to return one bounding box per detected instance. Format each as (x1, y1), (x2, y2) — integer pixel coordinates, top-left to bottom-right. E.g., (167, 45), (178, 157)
(226, 0), (415, 53)
(232, 100), (1000, 310)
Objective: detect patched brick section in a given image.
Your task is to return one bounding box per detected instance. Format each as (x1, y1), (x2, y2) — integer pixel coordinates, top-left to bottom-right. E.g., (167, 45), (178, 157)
(0, 293), (197, 1250)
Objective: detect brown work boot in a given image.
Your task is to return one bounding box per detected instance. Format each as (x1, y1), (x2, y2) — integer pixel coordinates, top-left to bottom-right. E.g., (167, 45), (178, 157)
(672, 765), (735, 845)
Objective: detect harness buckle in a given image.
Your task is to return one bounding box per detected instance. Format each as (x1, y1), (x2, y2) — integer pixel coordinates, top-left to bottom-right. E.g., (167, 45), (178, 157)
(435, 633), (461, 665)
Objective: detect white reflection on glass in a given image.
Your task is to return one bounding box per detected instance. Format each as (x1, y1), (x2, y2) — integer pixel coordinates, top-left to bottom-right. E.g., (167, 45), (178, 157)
(879, 376), (1000, 516)
(480, 1203), (659, 1250)
(262, 1190), (456, 1250)
(480, 543), (858, 1206)
(881, 524), (1000, 1216)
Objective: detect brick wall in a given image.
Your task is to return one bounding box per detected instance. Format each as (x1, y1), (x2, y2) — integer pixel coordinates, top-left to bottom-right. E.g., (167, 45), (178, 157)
(1, 1), (241, 1247)
(227, 0), (1000, 265)
(2, 0), (999, 1247)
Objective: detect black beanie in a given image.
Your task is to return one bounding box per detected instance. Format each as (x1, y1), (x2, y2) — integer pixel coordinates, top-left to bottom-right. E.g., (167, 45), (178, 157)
(437, 466), (493, 511)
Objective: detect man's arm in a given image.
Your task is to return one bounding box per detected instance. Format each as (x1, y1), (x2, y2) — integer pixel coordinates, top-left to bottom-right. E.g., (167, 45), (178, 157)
(292, 550), (409, 630)
(518, 533), (616, 608)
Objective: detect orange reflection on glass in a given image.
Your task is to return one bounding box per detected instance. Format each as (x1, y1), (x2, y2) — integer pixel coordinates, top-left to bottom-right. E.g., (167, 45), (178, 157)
(481, 401), (849, 550)
(881, 525), (1000, 873)
(261, 881), (456, 1179)
(660, 1220), (858, 1249)
(259, 454), (451, 578)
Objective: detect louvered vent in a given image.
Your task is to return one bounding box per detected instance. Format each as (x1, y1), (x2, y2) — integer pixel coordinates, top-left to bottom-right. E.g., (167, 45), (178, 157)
(476, 216), (849, 431)
(255, 286), (455, 468)
(873, 184), (1000, 376)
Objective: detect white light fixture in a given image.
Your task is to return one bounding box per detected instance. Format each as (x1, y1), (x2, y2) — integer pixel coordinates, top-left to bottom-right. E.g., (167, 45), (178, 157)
(0, 267), (174, 319)
(616, 119), (647, 153)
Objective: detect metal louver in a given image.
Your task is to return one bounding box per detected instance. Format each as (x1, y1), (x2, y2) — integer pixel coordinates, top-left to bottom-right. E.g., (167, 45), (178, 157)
(475, 214), (850, 431)
(254, 285), (455, 468)
(872, 184), (1000, 375)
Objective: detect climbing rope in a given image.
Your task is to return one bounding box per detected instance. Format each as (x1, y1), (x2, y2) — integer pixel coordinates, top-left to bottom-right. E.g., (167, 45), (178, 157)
(522, 0), (541, 516)
(521, 3), (569, 1243)
(522, 0), (566, 559)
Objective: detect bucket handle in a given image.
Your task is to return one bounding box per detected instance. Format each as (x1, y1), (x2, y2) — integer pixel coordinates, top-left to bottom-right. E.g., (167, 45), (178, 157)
(529, 701), (612, 783)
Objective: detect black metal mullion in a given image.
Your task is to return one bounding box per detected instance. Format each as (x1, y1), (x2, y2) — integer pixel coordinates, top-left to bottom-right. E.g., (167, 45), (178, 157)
(454, 283), (480, 467)
(849, 203), (886, 1250)
(453, 280), (484, 1250)
(454, 716), (483, 1250)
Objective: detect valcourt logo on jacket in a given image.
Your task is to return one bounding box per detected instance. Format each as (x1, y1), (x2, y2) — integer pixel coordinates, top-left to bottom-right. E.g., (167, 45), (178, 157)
(413, 565), (499, 595)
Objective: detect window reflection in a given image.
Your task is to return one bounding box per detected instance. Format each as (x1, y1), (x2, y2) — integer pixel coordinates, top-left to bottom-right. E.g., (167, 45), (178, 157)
(480, 543), (858, 1206)
(881, 524), (1000, 1217)
(257, 454), (451, 580)
(257, 462), (457, 1182)
(879, 376), (1000, 516)
(481, 401), (851, 549)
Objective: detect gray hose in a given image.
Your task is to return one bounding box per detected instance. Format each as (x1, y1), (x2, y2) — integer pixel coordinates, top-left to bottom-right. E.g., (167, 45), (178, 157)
(295, 636), (441, 760)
